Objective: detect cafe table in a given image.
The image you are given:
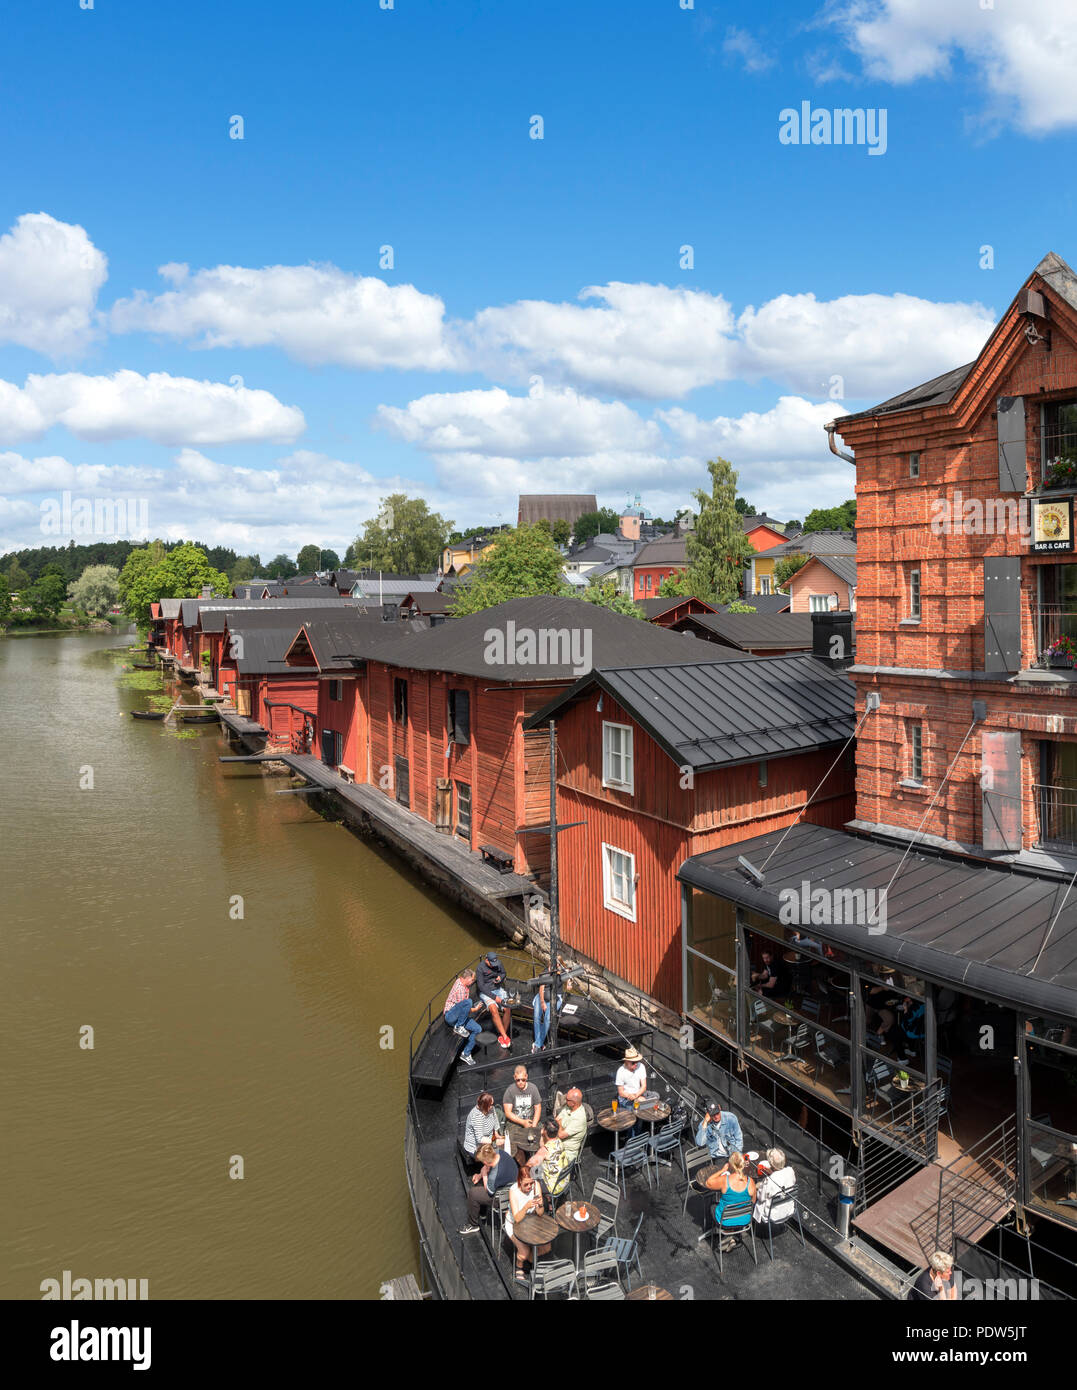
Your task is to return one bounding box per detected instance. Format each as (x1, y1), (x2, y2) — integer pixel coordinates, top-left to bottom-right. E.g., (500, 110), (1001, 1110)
(597, 1106), (638, 1159)
(507, 1124), (543, 1162)
(514, 1212), (560, 1277)
(555, 1200), (601, 1271)
(637, 1100), (673, 1172)
(626, 1284), (673, 1301)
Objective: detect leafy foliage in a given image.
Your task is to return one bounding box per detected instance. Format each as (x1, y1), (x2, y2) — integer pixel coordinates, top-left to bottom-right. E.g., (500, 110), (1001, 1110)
(68, 564), (121, 616)
(682, 458), (754, 603)
(551, 519), (571, 546)
(578, 580), (644, 618)
(346, 494), (454, 574)
(774, 553), (810, 589)
(451, 525), (568, 614)
(0, 575), (10, 624)
(265, 553), (298, 579)
(727, 600), (757, 613)
(119, 543), (230, 625)
(572, 508), (622, 547)
(295, 544), (325, 574)
(0, 539), (242, 584)
(802, 501), (856, 533)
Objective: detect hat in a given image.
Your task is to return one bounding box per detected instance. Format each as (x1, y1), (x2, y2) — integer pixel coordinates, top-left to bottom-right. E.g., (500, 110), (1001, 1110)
(623, 1046), (642, 1062)
(485, 951), (502, 966)
(704, 1099), (720, 1114)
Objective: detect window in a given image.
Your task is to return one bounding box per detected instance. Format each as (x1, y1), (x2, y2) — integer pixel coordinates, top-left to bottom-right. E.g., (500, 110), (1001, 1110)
(447, 688), (470, 746)
(758, 760), (768, 788)
(328, 679), (343, 702)
(602, 843), (636, 921)
(760, 576), (772, 595)
(809, 594), (829, 613)
(602, 721), (634, 792)
(909, 723), (923, 781)
(909, 567), (921, 621)
(645, 574), (652, 593)
(455, 781), (472, 841)
(393, 677), (408, 725)
(909, 451), (921, 478)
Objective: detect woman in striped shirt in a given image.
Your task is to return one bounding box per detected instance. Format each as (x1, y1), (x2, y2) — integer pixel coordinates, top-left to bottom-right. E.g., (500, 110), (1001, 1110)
(463, 1092), (501, 1162)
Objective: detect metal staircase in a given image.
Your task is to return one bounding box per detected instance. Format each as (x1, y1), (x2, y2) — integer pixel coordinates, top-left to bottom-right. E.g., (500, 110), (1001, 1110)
(908, 1115), (1017, 1260)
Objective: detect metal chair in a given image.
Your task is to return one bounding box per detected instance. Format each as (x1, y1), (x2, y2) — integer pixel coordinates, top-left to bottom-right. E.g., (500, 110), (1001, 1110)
(867, 1058), (897, 1111)
(681, 1087), (699, 1129)
(601, 1211), (644, 1290)
(798, 997), (821, 1021)
(605, 1133), (653, 1195)
(580, 1248), (622, 1292)
(530, 1257), (578, 1300)
(937, 1080), (955, 1140)
(779, 1023), (812, 1065)
(586, 1280), (626, 1300)
(680, 1144), (713, 1224)
(749, 997), (779, 1045)
(491, 1188), (512, 1258)
(588, 1177), (621, 1243)
(815, 1030), (844, 1076)
(649, 1121), (685, 1185)
(755, 1180), (806, 1260)
(713, 1197), (758, 1276)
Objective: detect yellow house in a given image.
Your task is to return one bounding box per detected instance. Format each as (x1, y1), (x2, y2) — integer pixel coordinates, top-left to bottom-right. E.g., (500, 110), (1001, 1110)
(441, 534), (500, 576)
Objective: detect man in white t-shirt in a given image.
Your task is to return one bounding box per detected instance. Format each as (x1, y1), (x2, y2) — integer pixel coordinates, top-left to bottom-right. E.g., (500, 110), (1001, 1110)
(614, 1046), (648, 1133)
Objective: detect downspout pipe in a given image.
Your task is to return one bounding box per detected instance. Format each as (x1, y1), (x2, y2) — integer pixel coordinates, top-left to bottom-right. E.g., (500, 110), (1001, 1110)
(826, 421), (855, 465)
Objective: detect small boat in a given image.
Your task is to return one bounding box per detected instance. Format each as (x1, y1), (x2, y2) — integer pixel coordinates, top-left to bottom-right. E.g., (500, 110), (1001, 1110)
(131, 662), (156, 670)
(180, 712), (219, 724)
(130, 710), (168, 721)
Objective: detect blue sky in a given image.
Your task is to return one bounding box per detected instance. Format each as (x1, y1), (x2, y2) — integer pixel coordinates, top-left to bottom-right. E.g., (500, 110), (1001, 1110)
(2, 0), (1075, 560)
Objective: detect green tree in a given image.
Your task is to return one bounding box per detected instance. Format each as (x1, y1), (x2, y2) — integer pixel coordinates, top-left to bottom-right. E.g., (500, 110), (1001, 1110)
(451, 525), (568, 614)
(734, 496), (754, 515)
(118, 547), (160, 624)
(349, 494), (454, 574)
(119, 543), (228, 626)
(551, 519), (571, 546)
(579, 579), (644, 619)
(265, 553), (298, 579)
(682, 458), (755, 604)
(0, 575), (10, 625)
(775, 553), (810, 589)
(727, 599), (757, 613)
(68, 564), (120, 616)
(230, 556), (257, 584)
(5, 561), (30, 594)
(657, 571), (695, 599)
(26, 572), (67, 621)
(802, 501), (856, 533)
(295, 544), (324, 574)
(784, 519), (802, 534)
(320, 548), (340, 570)
(572, 508), (621, 547)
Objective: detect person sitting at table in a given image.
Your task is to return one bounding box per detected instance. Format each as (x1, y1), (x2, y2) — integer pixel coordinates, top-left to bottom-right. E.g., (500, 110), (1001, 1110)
(503, 1065), (543, 1151)
(556, 1087), (588, 1162)
(751, 948), (788, 1000)
(752, 1148), (796, 1228)
(703, 1151), (756, 1252)
(443, 967), (484, 1065)
(694, 1099), (743, 1161)
(505, 1165), (552, 1284)
(909, 1250), (958, 1301)
(897, 996), (925, 1061)
(615, 1045), (648, 1133)
(528, 1119), (573, 1203)
(863, 969), (899, 1044)
(532, 980), (563, 1054)
(462, 1091), (500, 1163)
(460, 1139), (517, 1235)
(476, 951), (513, 1049)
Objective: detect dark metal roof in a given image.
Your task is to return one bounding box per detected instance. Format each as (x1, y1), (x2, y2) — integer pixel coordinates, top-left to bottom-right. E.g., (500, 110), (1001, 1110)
(361, 595), (742, 681)
(714, 595), (790, 614)
(679, 823), (1077, 1016)
(637, 596), (717, 619)
(224, 621), (317, 674)
(286, 612), (430, 668)
(634, 536), (688, 567)
(193, 597), (359, 632)
(517, 494), (598, 527)
(854, 361), (977, 420)
(800, 555), (858, 589)
(526, 653), (855, 770)
(741, 514), (789, 535)
(682, 612), (814, 650)
(754, 530), (857, 560)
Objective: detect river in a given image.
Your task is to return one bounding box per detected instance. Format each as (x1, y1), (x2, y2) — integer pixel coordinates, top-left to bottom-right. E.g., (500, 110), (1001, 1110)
(1, 629), (502, 1299)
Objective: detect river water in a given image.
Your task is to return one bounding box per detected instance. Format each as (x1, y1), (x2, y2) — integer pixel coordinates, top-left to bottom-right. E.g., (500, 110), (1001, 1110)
(2, 629), (502, 1299)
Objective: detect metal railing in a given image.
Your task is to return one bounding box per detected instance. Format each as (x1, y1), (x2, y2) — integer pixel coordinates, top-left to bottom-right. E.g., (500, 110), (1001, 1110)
(1030, 603), (1077, 662)
(1034, 782), (1077, 851)
(908, 1114), (1017, 1261)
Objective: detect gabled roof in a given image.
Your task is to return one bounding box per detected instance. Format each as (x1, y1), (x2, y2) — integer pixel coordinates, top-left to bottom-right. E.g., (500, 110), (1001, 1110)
(682, 612), (814, 651)
(517, 494), (598, 527)
(222, 621), (316, 674)
(361, 595), (743, 681)
(567, 542), (617, 565)
(183, 595), (356, 629)
(159, 598), (183, 619)
(634, 536), (688, 567)
(351, 576), (441, 597)
(741, 514), (788, 535)
(754, 530), (856, 560)
(526, 653), (855, 770)
(714, 595), (790, 614)
(791, 555), (858, 589)
(285, 612), (430, 669)
(679, 823), (1077, 1016)
(637, 596), (718, 620)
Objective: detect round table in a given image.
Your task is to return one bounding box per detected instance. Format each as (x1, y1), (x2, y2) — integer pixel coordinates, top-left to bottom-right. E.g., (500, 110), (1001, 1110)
(507, 1124), (542, 1160)
(555, 1201), (601, 1270)
(597, 1106), (638, 1159)
(514, 1212), (560, 1273)
(627, 1284), (673, 1301)
(637, 1100), (672, 1171)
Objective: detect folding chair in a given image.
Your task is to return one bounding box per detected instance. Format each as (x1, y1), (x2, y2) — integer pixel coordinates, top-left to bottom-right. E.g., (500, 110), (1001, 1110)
(649, 1120), (685, 1186)
(712, 1198), (757, 1277)
(756, 1181), (806, 1261)
(580, 1248), (621, 1293)
(589, 1177), (621, 1243)
(600, 1212), (644, 1291)
(531, 1258), (578, 1300)
(605, 1133), (653, 1196)
(586, 1281), (626, 1300)
(680, 1144), (713, 1226)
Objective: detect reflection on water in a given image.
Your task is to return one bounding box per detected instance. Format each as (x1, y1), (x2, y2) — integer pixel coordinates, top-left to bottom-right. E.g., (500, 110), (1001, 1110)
(1, 630), (499, 1298)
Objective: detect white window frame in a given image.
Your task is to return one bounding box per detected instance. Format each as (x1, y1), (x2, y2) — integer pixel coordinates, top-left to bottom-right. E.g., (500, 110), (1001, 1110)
(602, 842), (637, 922)
(760, 576), (772, 595)
(909, 567), (922, 621)
(809, 594), (829, 613)
(602, 721), (634, 793)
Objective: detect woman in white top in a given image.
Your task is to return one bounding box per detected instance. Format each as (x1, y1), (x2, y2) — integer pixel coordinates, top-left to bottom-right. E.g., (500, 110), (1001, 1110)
(752, 1147), (797, 1225)
(505, 1166), (553, 1284)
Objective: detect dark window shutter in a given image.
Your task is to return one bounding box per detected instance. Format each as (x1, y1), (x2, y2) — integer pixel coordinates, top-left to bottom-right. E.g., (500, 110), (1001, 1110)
(984, 557), (1022, 672)
(997, 396), (1027, 492)
(453, 690), (470, 745)
(982, 729), (1022, 852)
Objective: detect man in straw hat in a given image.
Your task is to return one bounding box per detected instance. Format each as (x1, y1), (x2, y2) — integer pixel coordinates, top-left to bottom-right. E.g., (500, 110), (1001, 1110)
(615, 1045), (648, 1134)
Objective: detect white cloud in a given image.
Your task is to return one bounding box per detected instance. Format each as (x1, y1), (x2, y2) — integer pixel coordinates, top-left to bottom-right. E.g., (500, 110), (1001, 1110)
(111, 262), (455, 370)
(0, 213), (107, 357)
(830, 0), (1077, 133)
(734, 291), (993, 396)
(659, 395), (847, 459)
(376, 385), (661, 456)
(723, 26), (776, 73)
(0, 371), (304, 446)
(466, 283), (738, 398)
